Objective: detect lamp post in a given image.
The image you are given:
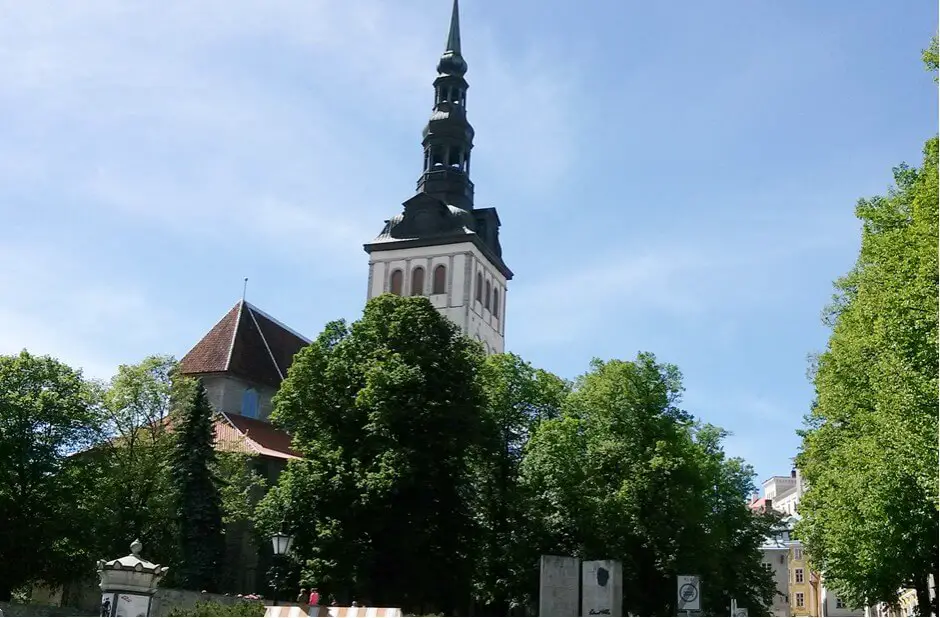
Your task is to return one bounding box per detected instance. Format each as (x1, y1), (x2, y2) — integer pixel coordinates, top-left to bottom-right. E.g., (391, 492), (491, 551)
(270, 532), (294, 607)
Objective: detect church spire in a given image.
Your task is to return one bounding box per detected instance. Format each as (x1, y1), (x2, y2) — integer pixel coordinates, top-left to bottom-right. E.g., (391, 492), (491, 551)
(445, 0), (461, 56)
(418, 0), (475, 210)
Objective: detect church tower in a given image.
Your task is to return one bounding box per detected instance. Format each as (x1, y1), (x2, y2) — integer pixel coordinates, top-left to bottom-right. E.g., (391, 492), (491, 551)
(363, 0), (512, 355)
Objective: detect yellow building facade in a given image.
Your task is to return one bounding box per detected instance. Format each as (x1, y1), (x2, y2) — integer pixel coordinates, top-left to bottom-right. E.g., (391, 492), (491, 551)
(787, 544), (821, 616)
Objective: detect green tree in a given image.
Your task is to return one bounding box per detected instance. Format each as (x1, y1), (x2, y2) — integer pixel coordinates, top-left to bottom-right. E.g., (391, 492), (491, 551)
(0, 351), (100, 600)
(521, 354), (776, 616)
(470, 353), (569, 615)
(923, 35), (938, 81)
(170, 378), (226, 592)
(91, 355), (181, 568)
(796, 133), (939, 612)
(256, 295), (488, 615)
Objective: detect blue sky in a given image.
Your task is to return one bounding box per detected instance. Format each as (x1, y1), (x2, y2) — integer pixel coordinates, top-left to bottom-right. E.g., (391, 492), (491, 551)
(0, 1), (935, 488)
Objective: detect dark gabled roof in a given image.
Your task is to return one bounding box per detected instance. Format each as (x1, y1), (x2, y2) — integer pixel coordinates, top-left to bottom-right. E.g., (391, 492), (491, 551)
(180, 301), (311, 389)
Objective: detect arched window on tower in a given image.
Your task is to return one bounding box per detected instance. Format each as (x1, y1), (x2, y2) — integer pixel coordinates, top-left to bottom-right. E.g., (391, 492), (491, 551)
(484, 280), (491, 311)
(411, 266), (425, 296)
(433, 264), (447, 295)
(475, 272), (483, 303)
(492, 288), (499, 318)
(390, 269), (403, 295)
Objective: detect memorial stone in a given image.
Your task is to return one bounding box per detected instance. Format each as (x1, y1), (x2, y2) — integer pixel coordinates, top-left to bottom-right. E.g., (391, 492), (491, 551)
(581, 560), (622, 617)
(538, 555), (580, 617)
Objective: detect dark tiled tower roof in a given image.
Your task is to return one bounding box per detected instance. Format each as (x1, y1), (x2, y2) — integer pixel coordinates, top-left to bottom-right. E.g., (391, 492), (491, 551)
(180, 301), (311, 389)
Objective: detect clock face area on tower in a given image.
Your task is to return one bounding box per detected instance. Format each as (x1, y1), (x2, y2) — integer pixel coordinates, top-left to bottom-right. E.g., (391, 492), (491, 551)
(361, 0), (511, 356)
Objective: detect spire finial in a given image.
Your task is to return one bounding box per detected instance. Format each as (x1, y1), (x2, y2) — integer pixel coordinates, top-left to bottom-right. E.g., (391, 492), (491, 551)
(445, 0), (461, 55)
(437, 0), (467, 76)
(242, 277), (248, 303)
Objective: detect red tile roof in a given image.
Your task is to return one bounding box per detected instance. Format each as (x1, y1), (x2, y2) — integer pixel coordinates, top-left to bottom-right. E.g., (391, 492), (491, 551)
(215, 411), (300, 460)
(180, 301), (311, 389)
(749, 497), (773, 512)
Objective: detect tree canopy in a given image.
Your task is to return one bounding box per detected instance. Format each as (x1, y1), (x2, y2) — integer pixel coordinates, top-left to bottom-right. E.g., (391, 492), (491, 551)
(521, 355), (776, 616)
(257, 296), (776, 616)
(257, 295), (488, 615)
(170, 378), (226, 592)
(0, 351), (101, 600)
(796, 129), (938, 612)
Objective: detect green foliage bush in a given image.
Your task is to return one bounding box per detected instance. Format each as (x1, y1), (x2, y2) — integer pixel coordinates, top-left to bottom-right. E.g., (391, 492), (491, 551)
(167, 599), (265, 617)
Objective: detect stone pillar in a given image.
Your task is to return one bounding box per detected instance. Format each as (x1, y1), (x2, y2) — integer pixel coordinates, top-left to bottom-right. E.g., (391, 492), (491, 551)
(581, 560), (622, 617)
(538, 555), (579, 617)
(97, 540), (169, 617)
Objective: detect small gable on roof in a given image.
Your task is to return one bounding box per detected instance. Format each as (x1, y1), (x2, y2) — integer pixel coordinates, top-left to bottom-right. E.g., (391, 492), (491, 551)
(180, 301), (311, 390)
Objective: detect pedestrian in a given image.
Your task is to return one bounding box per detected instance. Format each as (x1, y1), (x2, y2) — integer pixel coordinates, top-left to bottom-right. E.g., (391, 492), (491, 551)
(308, 588), (320, 606)
(297, 588), (307, 604)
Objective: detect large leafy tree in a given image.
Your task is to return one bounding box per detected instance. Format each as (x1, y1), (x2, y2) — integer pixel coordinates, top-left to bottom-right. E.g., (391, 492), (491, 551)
(0, 351), (100, 600)
(256, 295), (488, 615)
(470, 353), (569, 615)
(521, 354), (776, 616)
(170, 378), (226, 592)
(90, 355), (181, 567)
(796, 127), (938, 611)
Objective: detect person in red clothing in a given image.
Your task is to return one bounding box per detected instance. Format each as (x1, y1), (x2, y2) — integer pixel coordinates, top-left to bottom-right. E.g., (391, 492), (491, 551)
(308, 589), (320, 606)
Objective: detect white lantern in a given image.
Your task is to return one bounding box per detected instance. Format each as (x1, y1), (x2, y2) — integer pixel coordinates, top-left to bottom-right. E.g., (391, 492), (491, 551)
(271, 532), (294, 556)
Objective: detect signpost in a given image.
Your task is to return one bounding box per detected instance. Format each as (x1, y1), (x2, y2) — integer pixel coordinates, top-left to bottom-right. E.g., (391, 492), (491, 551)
(677, 575), (700, 615)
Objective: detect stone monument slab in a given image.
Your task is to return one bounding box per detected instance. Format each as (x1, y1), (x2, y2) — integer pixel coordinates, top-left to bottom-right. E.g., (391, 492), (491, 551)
(581, 560), (622, 617)
(539, 555), (580, 617)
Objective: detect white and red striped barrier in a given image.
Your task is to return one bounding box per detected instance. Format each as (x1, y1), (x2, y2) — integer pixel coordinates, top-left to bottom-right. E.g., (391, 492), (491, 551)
(264, 605), (402, 618)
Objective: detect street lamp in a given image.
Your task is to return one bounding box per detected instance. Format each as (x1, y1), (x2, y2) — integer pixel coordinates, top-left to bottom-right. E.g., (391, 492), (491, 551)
(271, 532), (294, 557)
(270, 532), (294, 606)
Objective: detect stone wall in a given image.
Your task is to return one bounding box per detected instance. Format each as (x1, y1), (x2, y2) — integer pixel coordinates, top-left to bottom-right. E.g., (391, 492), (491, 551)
(28, 584), (268, 617)
(0, 601), (94, 617)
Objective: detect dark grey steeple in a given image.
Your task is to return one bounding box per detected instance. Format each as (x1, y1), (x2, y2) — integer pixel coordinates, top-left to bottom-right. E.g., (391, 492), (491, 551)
(417, 0), (475, 211)
(364, 0), (512, 280)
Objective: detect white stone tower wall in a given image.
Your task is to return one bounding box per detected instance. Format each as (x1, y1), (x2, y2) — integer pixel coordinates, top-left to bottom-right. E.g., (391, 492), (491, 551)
(366, 241), (506, 354)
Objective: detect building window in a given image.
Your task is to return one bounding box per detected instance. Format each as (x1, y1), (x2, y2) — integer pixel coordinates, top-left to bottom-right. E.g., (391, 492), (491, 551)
(411, 266), (425, 296)
(794, 547), (803, 560)
(836, 598), (845, 609)
(484, 280), (491, 311)
(390, 269), (404, 295)
(492, 288), (499, 318)
(795, 568), (804, 583)
(795, 593), (804, 608)
(475, 271), (483, 303)
(779, 555), (785, 564)
(432, 264), (447, 294)
(242, 388), (259, 419)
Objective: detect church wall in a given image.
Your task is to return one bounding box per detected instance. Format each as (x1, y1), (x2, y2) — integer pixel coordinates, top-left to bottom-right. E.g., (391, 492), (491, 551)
(197, 373), (277, 420)
(367, 241), (506, 353)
